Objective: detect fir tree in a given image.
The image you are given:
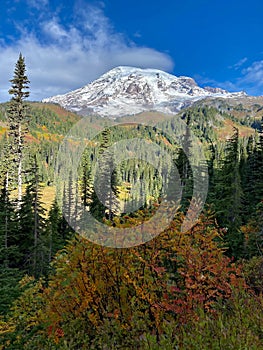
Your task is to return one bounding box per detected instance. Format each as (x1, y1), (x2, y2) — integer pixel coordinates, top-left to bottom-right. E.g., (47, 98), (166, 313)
(176, 114), (193, 212)
(0, 176), (17, 268)
(18, 156), (46, 276)
(46, 200), (65, 264)
(7, 53), (30, 205)
(90, 128), (120, 221)
(213, 128), (244, 258)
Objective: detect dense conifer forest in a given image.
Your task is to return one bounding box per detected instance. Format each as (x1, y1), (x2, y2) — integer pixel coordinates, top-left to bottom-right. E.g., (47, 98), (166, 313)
(0, 56), (263, 349)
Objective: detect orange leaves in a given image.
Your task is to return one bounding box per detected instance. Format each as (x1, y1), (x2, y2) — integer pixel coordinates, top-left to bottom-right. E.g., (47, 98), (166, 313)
(166, 212), (246, 315)
(47, 325), (64, 344)
(32, 208), (247, 345)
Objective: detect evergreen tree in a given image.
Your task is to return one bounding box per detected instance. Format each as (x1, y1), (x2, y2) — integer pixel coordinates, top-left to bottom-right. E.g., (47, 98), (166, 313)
(253, 132), (263, 204)
(241, 131), (263, 223)
(0, 266), (23, 316)
(18, 157), (46, 276)
(7, 53), (30, 204)
(46, 200), (65, 264)
(61, 171), (76, 240)
(80, 151), (93, 207)
(213, 128), (244, 258)
(90, 128), (120, 221)
(176, 114), (193, 212)
(0, 176), (18, 268)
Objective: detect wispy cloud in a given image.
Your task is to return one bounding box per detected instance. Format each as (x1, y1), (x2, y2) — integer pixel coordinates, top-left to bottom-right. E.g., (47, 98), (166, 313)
(238, 60), (263, 95)
(241, 60), (263, 84)
(194, 74), (238, 91)
(196, 59), (263, 96)
(26, 0), (48, 9)
(229, 57), (248, 70)
(0, 3), (174, 101)
(133, 31), (142, 38)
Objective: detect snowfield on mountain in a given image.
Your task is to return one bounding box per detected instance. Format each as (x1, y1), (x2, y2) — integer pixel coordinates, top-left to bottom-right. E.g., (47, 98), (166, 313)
(42, 66), (246, 118)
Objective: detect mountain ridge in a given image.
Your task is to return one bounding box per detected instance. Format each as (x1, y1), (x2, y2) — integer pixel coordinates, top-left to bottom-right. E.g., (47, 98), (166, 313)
(42, 66), (247, 118)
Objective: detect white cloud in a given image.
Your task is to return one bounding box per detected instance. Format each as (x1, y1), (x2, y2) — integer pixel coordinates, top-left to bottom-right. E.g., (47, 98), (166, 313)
(0, 4), (174, 102)
(196, 59), (263, 96)
(228, 60), (263, 95)
(41, 18), (72, 43)
(26, 0), (48, 9)
(229, 57), (248, 70)
(241, 60), (263, 85)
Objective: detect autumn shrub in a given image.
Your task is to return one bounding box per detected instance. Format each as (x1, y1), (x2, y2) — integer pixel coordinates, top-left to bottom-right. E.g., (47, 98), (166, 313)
(176, 288), (263, 350)
(243, 255), (263, 295)
(137, 289), (263, 350)
(0, 211), (252, 349)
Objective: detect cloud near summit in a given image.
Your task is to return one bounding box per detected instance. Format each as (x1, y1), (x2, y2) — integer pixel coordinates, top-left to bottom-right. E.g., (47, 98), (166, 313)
(0, 3), (174, 102)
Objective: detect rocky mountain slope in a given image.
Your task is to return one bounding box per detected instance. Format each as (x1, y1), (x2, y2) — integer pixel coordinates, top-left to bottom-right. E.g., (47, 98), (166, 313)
(42, 66), (246, 118)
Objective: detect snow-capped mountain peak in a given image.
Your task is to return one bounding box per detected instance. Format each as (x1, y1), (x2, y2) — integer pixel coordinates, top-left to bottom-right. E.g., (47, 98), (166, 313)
(42, 66), (246, 118)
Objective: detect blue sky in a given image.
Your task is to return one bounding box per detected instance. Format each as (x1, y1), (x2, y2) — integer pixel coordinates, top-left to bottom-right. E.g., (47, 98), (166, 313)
(1, 0), (263, 101)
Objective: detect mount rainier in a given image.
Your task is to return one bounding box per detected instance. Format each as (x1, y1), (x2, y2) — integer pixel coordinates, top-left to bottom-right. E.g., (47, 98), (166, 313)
(42, 66), (246, 118)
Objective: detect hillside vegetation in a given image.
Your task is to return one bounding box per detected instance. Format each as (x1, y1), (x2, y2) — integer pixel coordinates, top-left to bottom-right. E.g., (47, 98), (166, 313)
(0, 90), (263, 349)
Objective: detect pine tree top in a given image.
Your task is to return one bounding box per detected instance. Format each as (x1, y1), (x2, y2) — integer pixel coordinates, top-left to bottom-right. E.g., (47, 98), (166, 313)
(9, 53), (30, 102)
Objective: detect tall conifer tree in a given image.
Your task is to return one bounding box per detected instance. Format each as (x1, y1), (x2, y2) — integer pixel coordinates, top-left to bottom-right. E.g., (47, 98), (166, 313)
(214, 128), (244, 258)
(7, 53), (30, 204)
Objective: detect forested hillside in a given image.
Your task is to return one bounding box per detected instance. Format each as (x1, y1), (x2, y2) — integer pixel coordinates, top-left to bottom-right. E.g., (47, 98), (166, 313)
(0, 56), (263, 349)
